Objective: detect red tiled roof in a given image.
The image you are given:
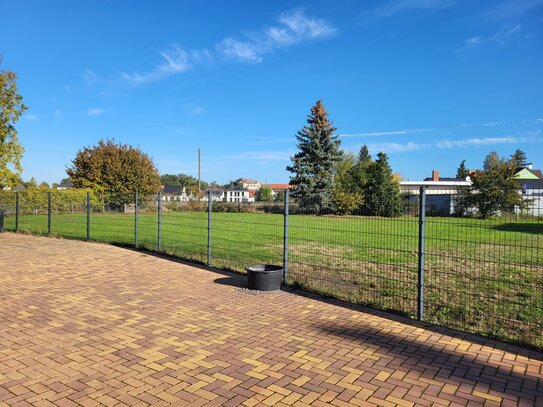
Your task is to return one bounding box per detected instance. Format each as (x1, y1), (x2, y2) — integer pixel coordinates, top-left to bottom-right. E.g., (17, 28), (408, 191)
(532, 169), (543, 179)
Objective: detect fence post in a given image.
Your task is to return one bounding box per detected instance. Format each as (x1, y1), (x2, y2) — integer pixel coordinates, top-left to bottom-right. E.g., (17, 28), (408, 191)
(157, 191), (162, 252)
(47, 192), (52, 235)
(417, 186), (426, 321)
(283, 189), (289, 284)
(207, 190), (212, 267)
(134, 191), (139, 249)
(15, 191), (19, 232)
(86, 192), (91, 241)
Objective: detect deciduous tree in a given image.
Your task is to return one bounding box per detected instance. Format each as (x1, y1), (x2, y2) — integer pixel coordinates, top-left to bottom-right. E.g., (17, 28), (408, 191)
(0, 62), (27, 188)
(67, 139), (161, 208)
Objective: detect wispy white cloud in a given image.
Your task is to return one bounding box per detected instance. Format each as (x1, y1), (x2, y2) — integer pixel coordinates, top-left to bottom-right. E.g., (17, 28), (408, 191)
(121, 9), (335, 83)
(25, 114), (38, 121)
(64, 85), (71, 94)
(189, 105), (204, 116)
(87, 108), (105, 116)
(481, 121), (506, 127)
(436, 136), (529, 149)
(366, 141), (430, 153)
(358, 134), (537, 154)
(373, 0), (455, 19)
(82, 69), (101, 85)
(464, 24), (522, 48)
(340, 128), (433, 138)
(217, 8), (335, 63)
(54, 109), (62, 118)
(122, 45), (192, 84)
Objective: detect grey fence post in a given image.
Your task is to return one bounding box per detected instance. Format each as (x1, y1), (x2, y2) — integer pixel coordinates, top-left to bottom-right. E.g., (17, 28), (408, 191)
(15, 191), (19, 232)
(47, 192), (52, 235)
(207, 190), (212, 267)
(86, 192), (91, 241)
(417, 186), (426, 321)
(157, 191), (162, 252)
(134, 191), (139, 249)
(283, 189), (289, 284)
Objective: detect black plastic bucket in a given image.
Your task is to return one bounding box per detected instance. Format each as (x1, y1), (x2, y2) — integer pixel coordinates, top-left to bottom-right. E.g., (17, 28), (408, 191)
(246, 264), (283, 291)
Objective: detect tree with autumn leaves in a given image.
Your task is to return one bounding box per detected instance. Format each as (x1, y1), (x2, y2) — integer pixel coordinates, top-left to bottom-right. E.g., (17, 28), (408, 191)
(67, 139), (161, 208)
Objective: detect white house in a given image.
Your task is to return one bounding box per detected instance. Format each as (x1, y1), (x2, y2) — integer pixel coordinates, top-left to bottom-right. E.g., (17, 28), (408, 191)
(161, 185), (193, 202)
(203, 187), (225, 202)
(226, 186), (254, 203)
(400, 170), (470, 215)
(236, 178), (261, 191)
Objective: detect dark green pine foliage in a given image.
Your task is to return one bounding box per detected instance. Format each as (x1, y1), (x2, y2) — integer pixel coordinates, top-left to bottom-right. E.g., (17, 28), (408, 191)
(358, 145), (371, 163)
(365, 152), (403, 217)
(510, 149), (528, 168)
(456, 160), (469, 179)
(287, 100), (342, 213)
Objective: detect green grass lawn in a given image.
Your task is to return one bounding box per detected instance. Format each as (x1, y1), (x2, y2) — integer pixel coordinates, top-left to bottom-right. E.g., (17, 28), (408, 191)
(3, 210), (542, 349)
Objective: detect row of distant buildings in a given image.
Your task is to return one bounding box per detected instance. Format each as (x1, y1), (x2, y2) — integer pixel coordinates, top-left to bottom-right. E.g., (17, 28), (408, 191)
(400, 167), (543, 215)
(162, 179), (291, 203)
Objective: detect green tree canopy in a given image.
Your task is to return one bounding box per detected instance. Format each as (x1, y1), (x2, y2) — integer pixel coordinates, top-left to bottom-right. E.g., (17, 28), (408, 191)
(286, 100), (342, 212)
(0, 63), (27, 188)
(67, 139), (161, 208)
(257, 186), (273, 201)
(459, 152), (527, 218)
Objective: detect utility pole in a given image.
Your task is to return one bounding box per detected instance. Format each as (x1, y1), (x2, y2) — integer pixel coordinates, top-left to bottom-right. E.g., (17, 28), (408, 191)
(198, 148), (201, 194)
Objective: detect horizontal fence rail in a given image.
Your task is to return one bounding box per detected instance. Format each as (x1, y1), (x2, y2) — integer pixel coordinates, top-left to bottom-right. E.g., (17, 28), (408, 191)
(0, 188), (541, 350)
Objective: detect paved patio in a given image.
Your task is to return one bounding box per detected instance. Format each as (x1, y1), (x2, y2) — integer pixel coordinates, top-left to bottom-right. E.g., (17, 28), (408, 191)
(0, 234), (541, 407)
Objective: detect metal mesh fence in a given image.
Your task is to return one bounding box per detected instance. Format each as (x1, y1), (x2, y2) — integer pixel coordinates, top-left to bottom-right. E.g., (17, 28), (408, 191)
(0, 187), (541, 349)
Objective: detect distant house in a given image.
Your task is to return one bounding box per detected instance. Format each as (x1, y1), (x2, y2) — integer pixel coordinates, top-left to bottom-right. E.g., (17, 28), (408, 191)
(204, 187), (225, 202)
(514, 166), (543, 216)
(226, 186), (253, 203)
(56, 181), (74, 190)
(2, 184), (27, 191)
(400, 170), (470, 215)
(161, 185), (192, 202)
(236, 178), (261, 191)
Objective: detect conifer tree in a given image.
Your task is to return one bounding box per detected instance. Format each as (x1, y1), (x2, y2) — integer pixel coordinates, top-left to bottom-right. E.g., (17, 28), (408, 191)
(510, 149), (528, 168)
(365, 152), (403, 217)
(287, 100), (342, 212)
(456, 160), (469, 179)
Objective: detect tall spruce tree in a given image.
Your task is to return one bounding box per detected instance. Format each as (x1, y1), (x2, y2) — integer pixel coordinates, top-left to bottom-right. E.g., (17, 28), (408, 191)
(456, 160), (469, 179)
(358, 145), (371, 163)
(510, 149), (528, 168)
(365, 152), (403, 217)
(287, 100), (342, 212)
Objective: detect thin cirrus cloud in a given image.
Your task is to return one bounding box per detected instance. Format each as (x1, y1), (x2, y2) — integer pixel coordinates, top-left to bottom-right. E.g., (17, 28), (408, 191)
(464, 24), (522, 48)
(25, 114), (38, 121)
(372, 0), (455, 20)
(340, 128), (433, 138)
(87, 108), (105, 116)
(364, 135), (536, 154)
(120, 8), (336, 84)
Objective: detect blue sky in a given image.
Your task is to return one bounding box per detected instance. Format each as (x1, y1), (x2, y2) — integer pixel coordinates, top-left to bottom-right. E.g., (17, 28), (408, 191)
(1, 0), (542, 184)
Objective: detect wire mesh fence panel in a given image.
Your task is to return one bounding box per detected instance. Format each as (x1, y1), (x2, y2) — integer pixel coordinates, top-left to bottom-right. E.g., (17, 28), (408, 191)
(135, 193), (159, 252)
(160, 200), (208, 265)
(423, 188), (543, 349)
(0, 191), (17, 231)
(50, 190), (91, 240)
(288, 194), (420, 317)
(87, 193), (136, 245)
(210, 199), (284, 273)
(15, 190), (49, 234)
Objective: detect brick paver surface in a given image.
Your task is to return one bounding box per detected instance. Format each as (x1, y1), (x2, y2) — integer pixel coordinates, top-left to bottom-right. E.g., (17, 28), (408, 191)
(0, 234), (542, 406)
